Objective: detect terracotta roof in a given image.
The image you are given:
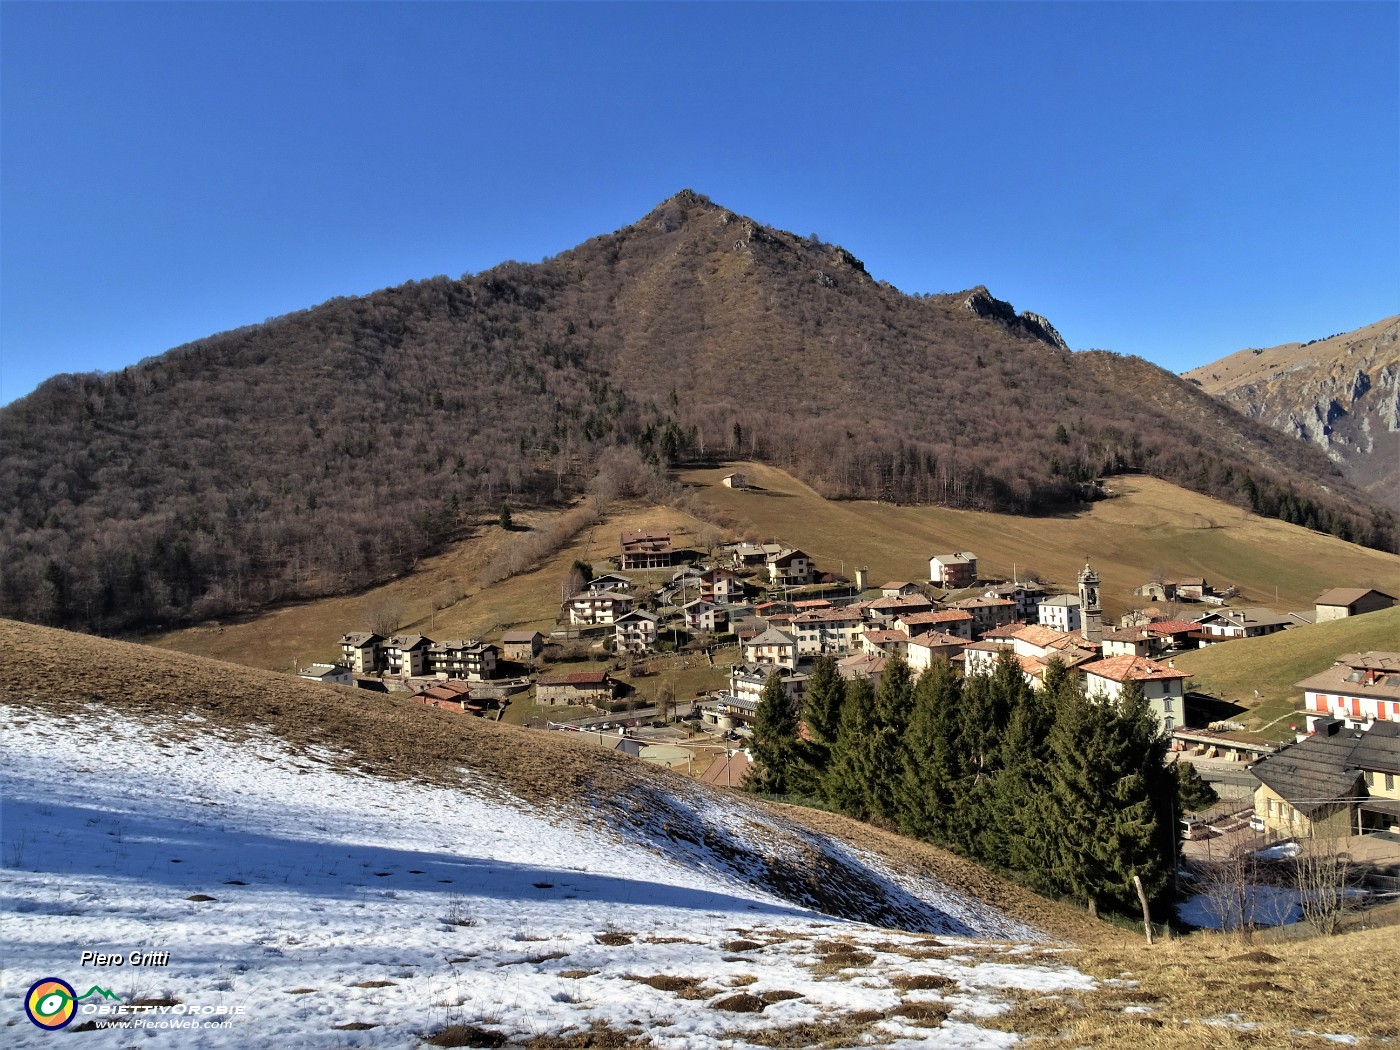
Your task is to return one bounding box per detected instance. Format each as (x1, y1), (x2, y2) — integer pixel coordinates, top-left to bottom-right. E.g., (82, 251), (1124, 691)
(1145, 620), (1199, 635)
(1017, 654), (1047, 676)
(949, 596), (1016, 609)
(863, 630), (908, 645)
(620, 529), (673, 554)
(1102, 627), (1150, 642)
(792, 599), (833, 610)
(341, 632), (380, 647)
(898, 609), (973, 624)
(906, 631), (967, 649)
(869, 595), (934, 611)
(1081, 654), (1189, 683)
(501, 630), (542, 643)
(791, 608), (862, 624)
(964, 640), (1010, 653)
(837, 651), (888, 679)
(416, 680), (474, 701)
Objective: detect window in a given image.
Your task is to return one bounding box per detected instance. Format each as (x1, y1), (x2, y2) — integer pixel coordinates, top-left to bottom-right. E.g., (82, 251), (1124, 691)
(1163, 699), (1173, 714)
(1388, 774), (1396, 792)
(1364, 771), (1375, 787)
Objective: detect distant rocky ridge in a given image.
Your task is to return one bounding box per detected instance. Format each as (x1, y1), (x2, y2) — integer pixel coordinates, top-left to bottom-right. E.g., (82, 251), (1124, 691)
(1184, 316), (1400, 512)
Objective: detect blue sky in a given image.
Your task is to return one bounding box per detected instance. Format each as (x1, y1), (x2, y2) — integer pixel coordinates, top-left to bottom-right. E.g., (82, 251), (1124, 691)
(2, 1), (1397, 405)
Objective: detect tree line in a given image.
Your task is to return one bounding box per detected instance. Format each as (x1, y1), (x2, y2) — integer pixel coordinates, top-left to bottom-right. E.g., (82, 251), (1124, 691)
(746, 651), (1215, 920)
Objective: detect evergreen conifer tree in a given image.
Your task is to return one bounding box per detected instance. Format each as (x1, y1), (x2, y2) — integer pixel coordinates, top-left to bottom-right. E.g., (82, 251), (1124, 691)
(1103, 678), (1176, 912)
(866, 654), (916, 822)
(1044, 677), (1177, 917)
(797, 654), (843, 787)
(1174, 760), (1219, 813)
(897, 657), (960, 840)
(822, 677), (877, 819)
(744, 671), (798, 795)
(1043, 683), (1116, 916)
(986, 653), (1057, 872)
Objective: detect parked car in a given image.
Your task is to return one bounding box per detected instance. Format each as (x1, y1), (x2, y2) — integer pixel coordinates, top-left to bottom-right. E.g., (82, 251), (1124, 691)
(1180, 816), (1206, 840)
(1248, 813), (1266, 833)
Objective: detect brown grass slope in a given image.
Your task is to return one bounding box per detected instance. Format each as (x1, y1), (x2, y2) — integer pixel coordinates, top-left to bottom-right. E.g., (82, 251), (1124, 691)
(0, 618), (1073, 938)
(149, 465), (1400, 678)
(1184, 315), (1400, 511)
(2, 192), (1390, 639)
(7, 618), (1400, 1046)
(681, 464), (1400, 621)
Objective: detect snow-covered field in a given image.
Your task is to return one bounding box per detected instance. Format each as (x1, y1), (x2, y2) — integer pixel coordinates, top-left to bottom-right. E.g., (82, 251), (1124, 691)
(1, 704), (1096, 1047)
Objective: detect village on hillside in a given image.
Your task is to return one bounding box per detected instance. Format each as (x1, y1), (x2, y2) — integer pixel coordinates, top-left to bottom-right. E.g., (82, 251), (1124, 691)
(304, 511), (1400, 874)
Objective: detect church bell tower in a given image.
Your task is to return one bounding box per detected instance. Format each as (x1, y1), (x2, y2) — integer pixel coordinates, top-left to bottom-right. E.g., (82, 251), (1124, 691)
(1078, 559), (1102, 643)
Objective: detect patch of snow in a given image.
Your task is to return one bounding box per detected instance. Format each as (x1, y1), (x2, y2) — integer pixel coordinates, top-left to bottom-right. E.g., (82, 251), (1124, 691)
(1, 704), (1090, 1046)
(1177, 884), (1306, 929)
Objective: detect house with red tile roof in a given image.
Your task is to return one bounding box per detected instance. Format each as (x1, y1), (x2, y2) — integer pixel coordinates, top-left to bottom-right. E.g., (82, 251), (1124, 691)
(1080, 654), (1190, 733)
(895, 609), (974, 640)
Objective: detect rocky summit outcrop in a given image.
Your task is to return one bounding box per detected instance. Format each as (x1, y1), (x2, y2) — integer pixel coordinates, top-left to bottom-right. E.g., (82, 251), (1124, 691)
(1184, 316), (1400, 512)
(962, 286), (1070, 352)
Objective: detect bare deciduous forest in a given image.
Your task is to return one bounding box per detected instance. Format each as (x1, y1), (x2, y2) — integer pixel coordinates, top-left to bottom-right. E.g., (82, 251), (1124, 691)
(2, 190), (1392, 634)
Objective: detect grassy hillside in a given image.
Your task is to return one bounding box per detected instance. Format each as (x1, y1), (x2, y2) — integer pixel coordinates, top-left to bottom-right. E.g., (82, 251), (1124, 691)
(151, 499), (709, 670)
(1174, 605), (1400, 737)
(153, 463), (1400, 683)
(6, 617), (1399, 1046)
(682, 463), (1400, 619)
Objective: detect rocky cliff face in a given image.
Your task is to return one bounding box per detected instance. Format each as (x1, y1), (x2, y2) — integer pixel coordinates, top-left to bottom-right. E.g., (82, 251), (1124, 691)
(1184, 316), (1400, 511)
(962, 286), (1070, 351)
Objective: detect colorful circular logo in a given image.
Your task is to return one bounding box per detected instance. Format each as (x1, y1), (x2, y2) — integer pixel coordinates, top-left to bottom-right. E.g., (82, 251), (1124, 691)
(25, 978), (77, 1030)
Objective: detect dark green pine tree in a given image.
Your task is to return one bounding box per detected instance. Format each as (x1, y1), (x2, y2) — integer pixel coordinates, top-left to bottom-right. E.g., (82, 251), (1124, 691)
(867, 653), (916, 822)
(988, 654), (1059, 876)
(796, 654), (843, 788)
(897, 656), (961, 841)
(1042, 682), (1117, 917)
(822, 676), (878, 819)
(1174, 759), (1219, 813)
(873, 652), (916, 732)
(1101, 677), (1177, 913)
(743, 671), (799, 795)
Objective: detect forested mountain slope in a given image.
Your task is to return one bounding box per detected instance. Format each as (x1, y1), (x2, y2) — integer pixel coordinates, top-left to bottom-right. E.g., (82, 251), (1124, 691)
(2, 190), (1390, 633)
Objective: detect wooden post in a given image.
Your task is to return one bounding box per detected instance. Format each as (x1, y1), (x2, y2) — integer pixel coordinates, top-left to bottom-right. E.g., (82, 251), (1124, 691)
(1132, 874), (1155, 945)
